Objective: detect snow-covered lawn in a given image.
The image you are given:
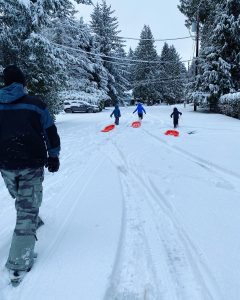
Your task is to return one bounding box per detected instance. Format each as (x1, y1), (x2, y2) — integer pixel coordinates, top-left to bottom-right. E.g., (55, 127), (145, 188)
(1, 105), (240, 300)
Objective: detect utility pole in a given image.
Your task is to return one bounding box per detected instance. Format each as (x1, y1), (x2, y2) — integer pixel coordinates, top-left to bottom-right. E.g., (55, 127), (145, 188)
(196, 12), (200, 59)
(194, 11), (200, 112)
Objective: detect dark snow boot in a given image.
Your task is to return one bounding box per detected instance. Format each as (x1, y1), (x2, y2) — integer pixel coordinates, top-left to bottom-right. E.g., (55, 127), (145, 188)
(9, 267), (32, 287)
(36, 216), (44, 230)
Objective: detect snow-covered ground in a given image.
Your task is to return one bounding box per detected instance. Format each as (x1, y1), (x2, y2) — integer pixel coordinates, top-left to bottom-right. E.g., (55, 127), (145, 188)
(1, 105), (240, 300)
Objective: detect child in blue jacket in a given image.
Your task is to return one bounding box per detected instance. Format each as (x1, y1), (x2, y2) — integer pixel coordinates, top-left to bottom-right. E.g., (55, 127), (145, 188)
(110, 104), (121, 125)
(133, 102), (146, 120)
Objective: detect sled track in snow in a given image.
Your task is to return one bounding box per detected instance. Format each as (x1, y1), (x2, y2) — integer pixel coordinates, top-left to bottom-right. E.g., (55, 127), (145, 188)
(142, 128), (240, 183)
(103, 139), (223, 300)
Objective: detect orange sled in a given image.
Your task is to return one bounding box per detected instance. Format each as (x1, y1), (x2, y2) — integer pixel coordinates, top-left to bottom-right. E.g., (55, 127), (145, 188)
(164, 130), (179, 137)
(132, 121), (141, 128)
(101, 124), (115, 132)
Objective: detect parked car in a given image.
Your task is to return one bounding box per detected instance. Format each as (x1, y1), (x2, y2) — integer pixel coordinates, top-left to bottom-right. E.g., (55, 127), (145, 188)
(64, 100), (101, 113)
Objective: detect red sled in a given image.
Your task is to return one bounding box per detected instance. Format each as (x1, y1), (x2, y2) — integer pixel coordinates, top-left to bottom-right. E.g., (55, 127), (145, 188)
(164, 130), (179, 137)
(132, 121), (141, 128)
(101, 124), (115, 132)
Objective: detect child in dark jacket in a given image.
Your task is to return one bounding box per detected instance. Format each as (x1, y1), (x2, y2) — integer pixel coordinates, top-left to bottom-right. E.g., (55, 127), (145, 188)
(170, 107), (182, 128)
(110, 104), (121, 125)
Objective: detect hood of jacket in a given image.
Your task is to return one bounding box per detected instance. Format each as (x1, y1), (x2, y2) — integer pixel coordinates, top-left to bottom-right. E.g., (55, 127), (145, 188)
(0, 83), (26, 104)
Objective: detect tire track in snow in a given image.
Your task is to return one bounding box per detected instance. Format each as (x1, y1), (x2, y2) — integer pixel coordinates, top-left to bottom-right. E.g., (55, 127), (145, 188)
(102, 135), (223, 300)
(102, 141), (162, 300)
(105, 119), (231, 300)
(126, 146), (217, 300)
(131, 167), (223, 300)
(127, 127), (229, 299)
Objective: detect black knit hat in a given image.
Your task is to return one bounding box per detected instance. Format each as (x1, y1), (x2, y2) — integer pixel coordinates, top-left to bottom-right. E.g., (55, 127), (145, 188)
(3, 65), (26, 87)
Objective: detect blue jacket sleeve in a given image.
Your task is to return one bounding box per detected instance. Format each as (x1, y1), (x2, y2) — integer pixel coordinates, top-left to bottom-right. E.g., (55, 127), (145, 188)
(40, 108), (61, 157)
(110, 108), (115, 117)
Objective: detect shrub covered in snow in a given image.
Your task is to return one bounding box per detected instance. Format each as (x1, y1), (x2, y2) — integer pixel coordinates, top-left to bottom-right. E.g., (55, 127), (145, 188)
(59, 90), (110, 106)
(219, 92), (240, 119)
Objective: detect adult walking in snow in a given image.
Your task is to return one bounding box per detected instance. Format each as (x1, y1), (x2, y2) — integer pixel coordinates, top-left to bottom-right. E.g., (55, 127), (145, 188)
(133, 102), (146, 120)
(110, 104), (121, 125)
(170, 107), (182, 128)
(0, 66), (60, 281)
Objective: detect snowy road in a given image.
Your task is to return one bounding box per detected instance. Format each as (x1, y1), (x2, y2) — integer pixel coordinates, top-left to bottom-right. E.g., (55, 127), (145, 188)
(1, 105), (240, 299)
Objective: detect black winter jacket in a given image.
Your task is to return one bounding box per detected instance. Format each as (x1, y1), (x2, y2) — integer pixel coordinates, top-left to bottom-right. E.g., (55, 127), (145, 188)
(0, 83), (60, 170)
(170, 108), (182, 121)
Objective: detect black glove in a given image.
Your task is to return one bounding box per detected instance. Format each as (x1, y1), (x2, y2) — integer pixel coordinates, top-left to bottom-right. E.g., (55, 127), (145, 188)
(46, 157), (60, 173)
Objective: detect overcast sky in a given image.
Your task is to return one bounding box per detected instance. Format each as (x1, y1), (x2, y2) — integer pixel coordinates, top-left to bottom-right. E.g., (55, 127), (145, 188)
(73, 0), (195, 64)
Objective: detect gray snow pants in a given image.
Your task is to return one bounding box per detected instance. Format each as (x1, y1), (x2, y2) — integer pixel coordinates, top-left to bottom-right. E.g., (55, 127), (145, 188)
(0, 167), (44, 271)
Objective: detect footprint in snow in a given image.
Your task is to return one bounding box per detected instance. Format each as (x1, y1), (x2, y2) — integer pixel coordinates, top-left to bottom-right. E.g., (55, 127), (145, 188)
(117, 165), (128, 175)
(215, 180), (234, 190)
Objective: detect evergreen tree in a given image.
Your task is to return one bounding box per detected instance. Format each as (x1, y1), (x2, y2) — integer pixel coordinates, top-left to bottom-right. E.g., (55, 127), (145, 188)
(0, 0), (92, 115)
(160, 43), (187, 104)
(214, 0), (240, 92)
(90, 0), (129, 104)
(48, 17), (109, 105)
(132, 25), (159, 105)
(126, 47), (135, 86)
(189, 0), (240, 111)
(110, 43), (129, 103)
(91, 1), (120, 54)
(178, 0), (217, 28)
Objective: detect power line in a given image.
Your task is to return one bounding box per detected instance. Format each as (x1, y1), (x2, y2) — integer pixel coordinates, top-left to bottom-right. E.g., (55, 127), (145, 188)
(53, 42), (193, 65)
(54, 42), (187, 87)
(133, 75), (186, 86)
(119, 35), (194, 42)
